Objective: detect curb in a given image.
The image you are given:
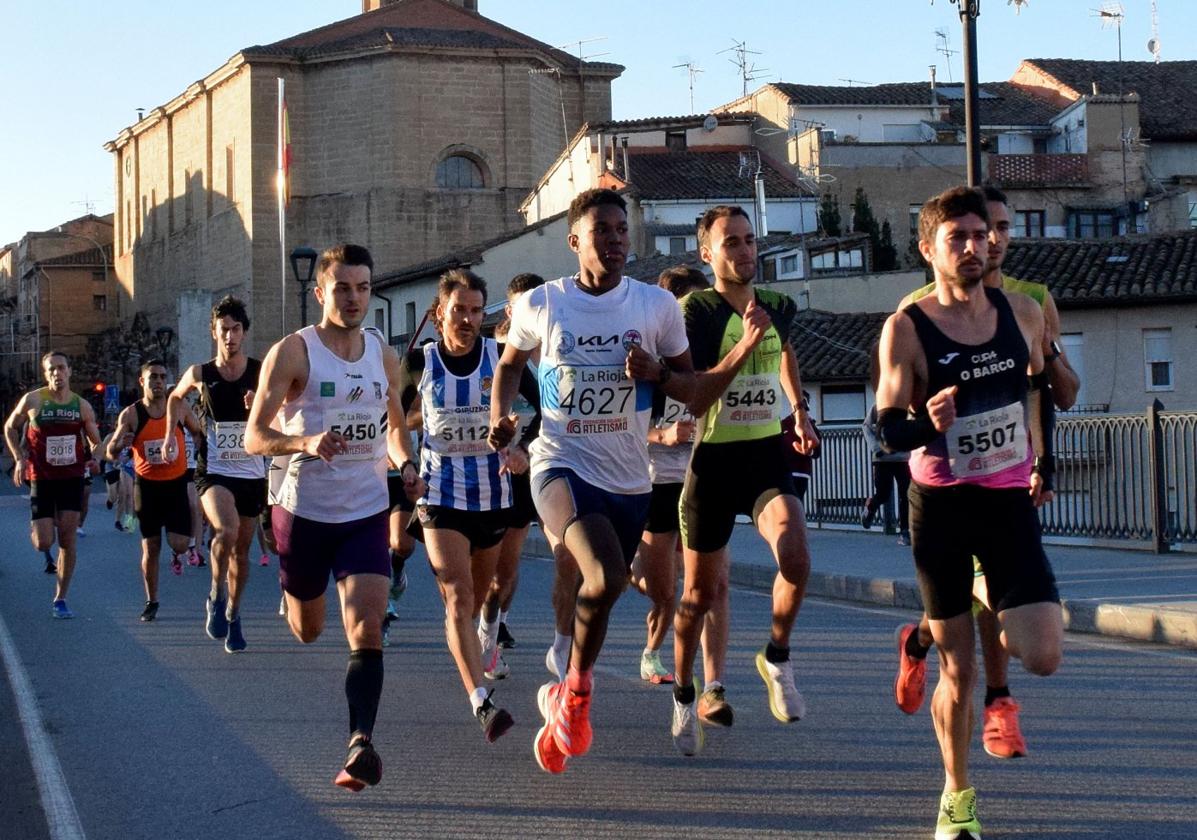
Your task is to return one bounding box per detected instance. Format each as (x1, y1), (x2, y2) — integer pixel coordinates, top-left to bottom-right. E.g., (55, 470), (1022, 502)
(523, 528), (1196, 650)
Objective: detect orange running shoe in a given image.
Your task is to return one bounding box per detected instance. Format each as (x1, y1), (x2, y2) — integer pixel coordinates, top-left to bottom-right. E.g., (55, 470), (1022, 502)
(894, 623), (928, 715)
(546, 680), (593, 757)
(982, 696), (1027, 758)
(534, 682), (568, 774)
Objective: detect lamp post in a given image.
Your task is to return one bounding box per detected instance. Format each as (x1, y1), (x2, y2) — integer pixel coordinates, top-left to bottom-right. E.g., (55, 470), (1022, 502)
(155, 326), (175, 367)
(289, 246), (318, 326)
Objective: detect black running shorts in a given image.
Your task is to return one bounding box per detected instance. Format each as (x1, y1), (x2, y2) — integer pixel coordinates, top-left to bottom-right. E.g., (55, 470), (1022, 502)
(645, 482), (683, 534)
(30, 478), (84, 521)
(679, 437), (798, 553)
(134, 475), (192, 539)
(196, 473), (266, 518)
(387, 473), (416, 515)
(908, 481), (1060, 620)
(415, 505), (508, 551)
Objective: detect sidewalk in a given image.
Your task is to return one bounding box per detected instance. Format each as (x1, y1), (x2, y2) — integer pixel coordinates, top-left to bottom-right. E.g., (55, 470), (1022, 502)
(525, 522), (1197, 649)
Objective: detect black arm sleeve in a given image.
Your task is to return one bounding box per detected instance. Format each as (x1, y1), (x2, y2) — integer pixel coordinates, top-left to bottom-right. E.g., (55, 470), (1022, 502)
(1029, 371), (1056, 492)
(516, 366), (541, 448)
(876, 407), (938, 453)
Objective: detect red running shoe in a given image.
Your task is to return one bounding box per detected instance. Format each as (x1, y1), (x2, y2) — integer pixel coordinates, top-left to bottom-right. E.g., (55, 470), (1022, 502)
(983, 697), (1028, 758)
(534, 682), (568, 774)
(894, 623), (928, 715)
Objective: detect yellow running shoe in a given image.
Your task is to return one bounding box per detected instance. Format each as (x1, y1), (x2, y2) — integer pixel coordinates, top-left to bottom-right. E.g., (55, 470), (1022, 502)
(935, 787), (982, 840)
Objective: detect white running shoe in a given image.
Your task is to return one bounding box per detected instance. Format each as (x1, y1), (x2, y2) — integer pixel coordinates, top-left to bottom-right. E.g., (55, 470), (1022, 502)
(545, 644), (568, 681)
(483, 644), (509, 680)
(755, 649), (806, 723)
(671, 691), (704, 756)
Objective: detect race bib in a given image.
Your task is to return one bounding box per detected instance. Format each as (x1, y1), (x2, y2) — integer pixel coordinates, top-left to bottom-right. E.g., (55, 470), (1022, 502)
(144, 438), (166, 465)
(213, 422), (249, 462)
(946, 401), (1028, 479)
(555, 364), (636, 436)
(657, 396), (692, 427)
(716, 372), (782, 427)
(427, 405), (491, 456)
(184, 435), (196, 464)
(324, 408), (383, 461)
(46, 435), (76, 467)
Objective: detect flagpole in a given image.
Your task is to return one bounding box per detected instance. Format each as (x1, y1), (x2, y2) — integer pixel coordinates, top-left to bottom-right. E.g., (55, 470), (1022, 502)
(277, 77), (286, 336)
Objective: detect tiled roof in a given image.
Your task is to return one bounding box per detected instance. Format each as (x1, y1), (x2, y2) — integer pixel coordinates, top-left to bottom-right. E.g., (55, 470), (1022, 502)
(1021, 59), (1197, 140)
(588, 114), (751, 133)
(943, 82), (1059, 127)
(644, 223), (695, 237)
(1003, 230), (1197, 308)
(615, 150), (810, 201)
(249, 0), (621, 73)
(622, 231), (868, 283)
(792, 310), (886, 382)
(770, 82), (935, 107)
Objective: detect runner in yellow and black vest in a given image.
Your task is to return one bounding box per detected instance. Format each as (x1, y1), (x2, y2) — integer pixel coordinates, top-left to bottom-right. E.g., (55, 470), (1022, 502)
(4, 351), (103, 619)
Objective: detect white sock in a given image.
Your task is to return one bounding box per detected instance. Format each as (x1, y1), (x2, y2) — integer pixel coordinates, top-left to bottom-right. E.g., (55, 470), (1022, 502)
(469, 686), (489, 713)
(705, 679), (724, 692)
(553, 631), (571, 657)
(480, 614), (500, 650)
(643, 646), (656, 658)
(499, 609), (509, 624)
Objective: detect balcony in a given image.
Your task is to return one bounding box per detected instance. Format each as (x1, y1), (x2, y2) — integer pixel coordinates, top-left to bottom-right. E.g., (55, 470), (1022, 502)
(989, 153), (1088, 188)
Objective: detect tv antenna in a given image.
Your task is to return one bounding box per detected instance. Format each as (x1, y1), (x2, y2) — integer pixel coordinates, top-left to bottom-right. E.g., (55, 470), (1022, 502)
(838, 78), (870, 87)
(719, 40), (768, 98)
(1008, 0), (1030, 14)
(1147, 0), (1161, 63)
(672, 60), (704, 113)
(934, 29), (958, 82)
(558, 36), (609, 62)
(71, 196), (97, 216)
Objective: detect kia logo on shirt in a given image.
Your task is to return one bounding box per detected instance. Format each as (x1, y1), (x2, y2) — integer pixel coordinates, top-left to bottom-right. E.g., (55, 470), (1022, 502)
(578, 334), (618, 347)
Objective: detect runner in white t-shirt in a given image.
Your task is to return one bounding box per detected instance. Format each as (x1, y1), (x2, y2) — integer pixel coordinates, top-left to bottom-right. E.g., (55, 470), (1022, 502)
(488, 188), (695, 774)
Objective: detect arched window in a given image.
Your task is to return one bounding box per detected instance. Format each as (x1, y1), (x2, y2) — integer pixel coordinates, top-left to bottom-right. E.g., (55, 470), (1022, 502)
(436, 154), (485, 189)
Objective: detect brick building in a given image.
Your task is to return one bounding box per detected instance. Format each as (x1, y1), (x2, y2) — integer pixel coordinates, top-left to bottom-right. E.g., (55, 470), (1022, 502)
(103, 0), (621, 364)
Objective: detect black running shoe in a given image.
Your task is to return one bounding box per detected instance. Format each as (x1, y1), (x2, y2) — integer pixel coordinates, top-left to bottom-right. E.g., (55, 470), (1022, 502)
(43, 552), (57, 574)
(476, 692), (515, 743)
(140, 601), (159, 622)
(334, 735), (382, 791)
(497, 621), (516, 649)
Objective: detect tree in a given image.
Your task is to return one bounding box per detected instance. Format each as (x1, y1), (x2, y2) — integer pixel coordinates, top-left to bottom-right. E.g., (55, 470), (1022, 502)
(819, 193), (841, 236)
(850, 187), (899, 272)
(877, 220), (898, 272)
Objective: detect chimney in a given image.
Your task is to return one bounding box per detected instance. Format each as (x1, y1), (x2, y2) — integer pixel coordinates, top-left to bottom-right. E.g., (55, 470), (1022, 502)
(929, 65), (938, 105)
(1092, 81), (1100, 95)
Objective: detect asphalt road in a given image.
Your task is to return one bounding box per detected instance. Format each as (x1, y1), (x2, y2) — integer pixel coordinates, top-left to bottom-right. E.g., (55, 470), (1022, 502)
(1, 492), (1195, 839)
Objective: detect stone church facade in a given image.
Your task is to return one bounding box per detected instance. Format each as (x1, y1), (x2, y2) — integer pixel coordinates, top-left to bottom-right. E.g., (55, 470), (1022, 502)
(105, 0), (621, 362)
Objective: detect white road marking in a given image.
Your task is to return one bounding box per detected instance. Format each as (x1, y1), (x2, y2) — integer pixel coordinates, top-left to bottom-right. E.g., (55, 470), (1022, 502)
(0, 611), (87, 840)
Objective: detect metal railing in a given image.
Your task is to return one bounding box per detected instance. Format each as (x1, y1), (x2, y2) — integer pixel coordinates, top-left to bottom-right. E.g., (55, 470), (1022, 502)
(807, 402), (1197, 549)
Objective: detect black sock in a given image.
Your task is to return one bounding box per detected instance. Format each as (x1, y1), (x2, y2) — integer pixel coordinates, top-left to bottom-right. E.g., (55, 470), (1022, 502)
(346, 649), (384, 738)
(984, 685), (1011, 707)
(673, 682), (696, 705)
(765, 641), (790, 664)
(905, 630), (931, 660)
(389, 550), (408, 578)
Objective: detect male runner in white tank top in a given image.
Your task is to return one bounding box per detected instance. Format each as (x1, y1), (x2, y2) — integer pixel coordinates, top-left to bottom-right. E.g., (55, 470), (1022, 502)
(246, 244), (423, 792)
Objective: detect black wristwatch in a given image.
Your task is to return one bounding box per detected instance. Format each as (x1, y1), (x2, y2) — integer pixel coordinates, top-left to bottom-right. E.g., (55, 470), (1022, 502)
(658, 360), (672, 385)
(1044, 340), (1062, 363)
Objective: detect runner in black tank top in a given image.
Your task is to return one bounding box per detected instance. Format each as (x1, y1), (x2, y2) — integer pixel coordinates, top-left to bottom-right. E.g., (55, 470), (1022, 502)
(166, 296), (264, 653)
(872, 186), (1062, 840)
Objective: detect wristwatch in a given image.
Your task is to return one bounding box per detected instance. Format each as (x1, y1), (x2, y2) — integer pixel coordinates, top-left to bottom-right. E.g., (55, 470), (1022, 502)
(1045, 340), (1062, 363)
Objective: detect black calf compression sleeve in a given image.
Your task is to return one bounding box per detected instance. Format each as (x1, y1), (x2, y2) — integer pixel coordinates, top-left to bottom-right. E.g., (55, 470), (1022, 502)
(877, 407), (938, 453)
(346, 649), (384, 738)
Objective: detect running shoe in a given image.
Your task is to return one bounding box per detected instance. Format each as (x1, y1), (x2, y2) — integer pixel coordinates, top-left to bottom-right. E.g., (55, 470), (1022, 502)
(671, 680), (704, 756)
(639, 650), (674, 684)
(894, 623), (928, 715)
(186, 547), (199, 566)
(546, 681), (593, 757)
(545, 644), (568, 681)
(171, 554), (184, 576)
(76, 527), (86, 538)
(381, 616), (392, 647)
(122, 513), (137, 532)
(982, 697), (1027, 759)
(935, 787), (982, 840)
(861, 506), (876, 530)
(140, 601), (159, 622)
(897, 530), (911, 546)
(334, 734), (382, 791)
(755, 648), (806, 723)
(259, 553), (270, 567)
(697, 685), (735, 728)
(225, 617), (247, 653)
(114, 520), (124, 532)
(193, 548), (206, 567)
(497, 621), (516, 649)
(483, 645), (510, 680)
(533, 682), (568, 774)
(205, 596), (228, 640)
(43, 552), (57, 574)
(51, 599), (74, 620)
(476, 691), (515, 743)
(389, 571), (408, 603)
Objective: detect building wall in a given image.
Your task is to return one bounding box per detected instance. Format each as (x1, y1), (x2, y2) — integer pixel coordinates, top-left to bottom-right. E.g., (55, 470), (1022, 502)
(794, 105), (940, 143)
(1057, 303), (1197, 413)
(1148, 141), (1197, 182)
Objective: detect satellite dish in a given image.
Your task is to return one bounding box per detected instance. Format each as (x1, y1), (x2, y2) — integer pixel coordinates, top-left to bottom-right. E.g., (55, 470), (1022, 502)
(1147, 37), (1159, 55)
(702, 114), (719, 132)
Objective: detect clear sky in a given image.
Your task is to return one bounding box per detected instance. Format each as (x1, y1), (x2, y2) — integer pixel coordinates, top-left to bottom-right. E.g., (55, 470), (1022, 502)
(3, 0), (1194, 246)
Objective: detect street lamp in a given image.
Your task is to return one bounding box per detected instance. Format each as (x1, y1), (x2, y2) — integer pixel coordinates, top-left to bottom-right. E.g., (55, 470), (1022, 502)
(155, 326), (175, 357)
(932, 0), (982, 186)
(289, 246), (318, 325)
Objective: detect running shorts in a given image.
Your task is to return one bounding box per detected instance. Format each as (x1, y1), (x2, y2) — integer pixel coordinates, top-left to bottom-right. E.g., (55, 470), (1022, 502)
(134, 475), (192, 539)
(387, 473), (415, 515)
(415, 505), (508, 551)
(644, 482), (683, 535)
(531, 467), (651, 566)
(680, 437), (798, 553)
(505, 471), (538, 530)
(30, 478), (84, 520)
(274, 508), (389, 601)
(196, 473), (266, 518)
(908, 481), (1060, 620)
